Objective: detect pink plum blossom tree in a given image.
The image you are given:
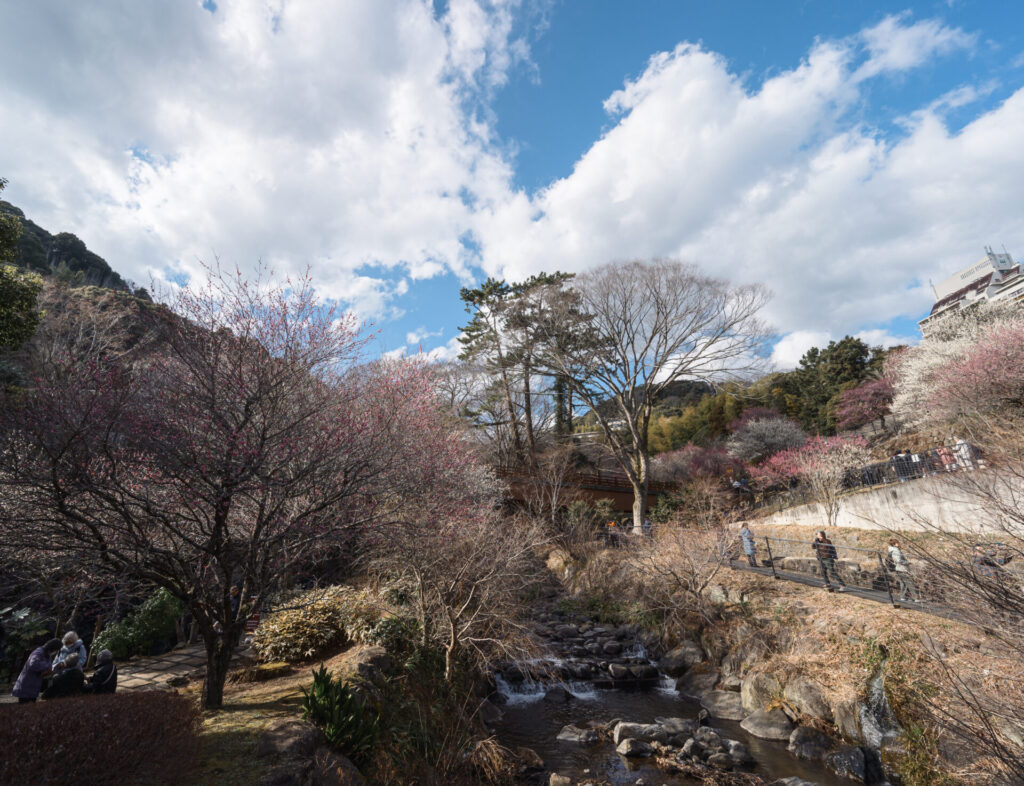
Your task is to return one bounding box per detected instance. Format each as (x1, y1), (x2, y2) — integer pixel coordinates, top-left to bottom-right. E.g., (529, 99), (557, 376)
(0, 265), (493, 708)
(758, 436), (870, 530)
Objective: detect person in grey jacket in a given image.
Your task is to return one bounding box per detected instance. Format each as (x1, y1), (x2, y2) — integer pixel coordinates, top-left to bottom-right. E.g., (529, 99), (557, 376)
(887, 538), (919, 603)
(739, 526), (758, 567)
(84, 649), (118, 694)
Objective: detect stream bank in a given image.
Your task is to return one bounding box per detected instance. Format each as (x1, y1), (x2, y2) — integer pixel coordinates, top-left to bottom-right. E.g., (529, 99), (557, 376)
(486, 596), (880, 786)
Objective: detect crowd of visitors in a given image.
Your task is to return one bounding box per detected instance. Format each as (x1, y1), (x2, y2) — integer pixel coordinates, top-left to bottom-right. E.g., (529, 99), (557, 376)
(873, 437), (980, 485)
(10, 630), (117, 703)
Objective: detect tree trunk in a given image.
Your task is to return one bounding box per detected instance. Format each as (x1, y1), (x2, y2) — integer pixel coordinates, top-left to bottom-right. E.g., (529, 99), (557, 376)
(522, 356), (536, 465)
(201, 628), (234, 709)
(87, 615), (104, 670)
(554, 375), (568, 438)
(500, 367), (524, 466)
(444, 614), (457, 682)
(630, 473), (648, 534)
(630, 423), (651, 533)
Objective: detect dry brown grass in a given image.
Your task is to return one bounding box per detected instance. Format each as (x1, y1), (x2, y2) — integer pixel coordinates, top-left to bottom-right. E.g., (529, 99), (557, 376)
(187, 644), (378, 785)
(711, 566), (1015, 782)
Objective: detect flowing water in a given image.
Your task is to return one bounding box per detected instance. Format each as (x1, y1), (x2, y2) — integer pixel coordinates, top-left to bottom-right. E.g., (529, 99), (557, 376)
(493, 669), (852, 785)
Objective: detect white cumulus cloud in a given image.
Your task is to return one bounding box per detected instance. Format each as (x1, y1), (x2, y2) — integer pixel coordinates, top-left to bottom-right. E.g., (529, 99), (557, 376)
(470, 13), (1024, 346)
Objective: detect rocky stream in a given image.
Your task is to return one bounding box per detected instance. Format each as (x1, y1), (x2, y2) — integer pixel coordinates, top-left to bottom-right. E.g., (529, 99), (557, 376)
(486, 599), (898, 786)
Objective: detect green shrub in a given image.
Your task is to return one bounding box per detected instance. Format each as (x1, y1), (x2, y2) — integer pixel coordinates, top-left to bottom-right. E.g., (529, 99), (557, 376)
(94, 588), (184, 659)
(0, 606), (51, 681)
(251, 585), (385, 662)
(302, 664), (380, 768)
(368, 615), (419, 657)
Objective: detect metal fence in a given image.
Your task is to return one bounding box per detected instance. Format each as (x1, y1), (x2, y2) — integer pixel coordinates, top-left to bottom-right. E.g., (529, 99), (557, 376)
(750, 441), (984, 514)
(735, 535), (901, 602)
(733, 534), (1024, 609)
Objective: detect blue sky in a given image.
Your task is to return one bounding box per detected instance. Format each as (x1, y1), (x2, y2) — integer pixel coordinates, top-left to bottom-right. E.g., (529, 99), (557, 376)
(1, 1), (1023, 366)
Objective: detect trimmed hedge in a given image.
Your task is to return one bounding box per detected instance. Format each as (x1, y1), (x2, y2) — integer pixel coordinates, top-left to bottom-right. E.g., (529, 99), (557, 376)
(0, 691), (200, 784)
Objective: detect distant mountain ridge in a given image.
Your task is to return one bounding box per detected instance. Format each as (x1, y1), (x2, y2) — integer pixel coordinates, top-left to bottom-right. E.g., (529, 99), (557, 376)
(0, 199), (138, 294)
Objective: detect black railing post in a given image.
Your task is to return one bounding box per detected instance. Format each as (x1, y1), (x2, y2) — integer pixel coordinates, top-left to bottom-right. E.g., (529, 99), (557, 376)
(877, 551), (898, 607)
(764, 537), (779, 579)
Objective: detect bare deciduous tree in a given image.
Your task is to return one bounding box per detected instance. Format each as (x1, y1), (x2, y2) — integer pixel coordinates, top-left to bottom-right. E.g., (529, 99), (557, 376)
(374, 507), (545, 681)
(540, 260), (770, 531)
(0, 266), (480, 708)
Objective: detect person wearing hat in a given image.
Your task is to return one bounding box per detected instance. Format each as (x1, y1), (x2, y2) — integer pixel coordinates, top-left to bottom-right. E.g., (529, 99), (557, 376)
(42, 652), (85, 699)
(52, 631), (87, 673)
(12, 638), (62, 703)
(84, 649), (118, 694)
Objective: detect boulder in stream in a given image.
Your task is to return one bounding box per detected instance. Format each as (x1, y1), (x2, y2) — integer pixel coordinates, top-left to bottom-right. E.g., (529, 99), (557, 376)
(655, 716), (697, 737)
(615, 738), (653, 757)
(740, 672), (781, 712)
(556, 724), (600, 745)
(659, 641), (705, 677)
(543, 686), (574, 703)
(701, 690), (747, 721)
(784, 677), (833, 723)
(740, 709), (794, 740)
(787, 726), (833, 760)
(612, 722), (668, 744)
(608, 663), (630, 679)
(824, 745), (867, 782)
(675, 667), (719, 699)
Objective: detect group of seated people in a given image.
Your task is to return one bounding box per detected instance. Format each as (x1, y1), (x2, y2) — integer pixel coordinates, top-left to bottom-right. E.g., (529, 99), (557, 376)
(11, 631), (118, 703)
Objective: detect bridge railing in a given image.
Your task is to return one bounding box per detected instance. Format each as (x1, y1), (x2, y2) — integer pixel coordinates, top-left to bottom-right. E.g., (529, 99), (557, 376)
(735, 535), (900, 602)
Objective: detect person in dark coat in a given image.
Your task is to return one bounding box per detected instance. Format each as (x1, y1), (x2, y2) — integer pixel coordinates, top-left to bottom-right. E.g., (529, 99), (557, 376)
(812, 530), (846, 592)
(11, 638), (62, 703)
(84, 649), (118, 694)
(41, 652), (84, 699)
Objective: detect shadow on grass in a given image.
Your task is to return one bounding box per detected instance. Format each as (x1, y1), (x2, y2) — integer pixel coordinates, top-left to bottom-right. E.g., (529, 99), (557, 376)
(194, 726), (267, 786)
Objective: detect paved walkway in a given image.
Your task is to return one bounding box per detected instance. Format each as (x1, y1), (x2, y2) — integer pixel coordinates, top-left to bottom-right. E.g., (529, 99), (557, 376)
(2, 643), (215, 704)
(728, 560), (958, 621)
(117, 643), (208, 690)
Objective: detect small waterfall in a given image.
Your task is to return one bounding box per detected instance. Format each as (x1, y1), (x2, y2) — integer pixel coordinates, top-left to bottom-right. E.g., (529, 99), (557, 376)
(655, 672), (677, 694)
(621, 641), (648, 659)
(494, 664), (599, 705)
(864, 659), (901, 746)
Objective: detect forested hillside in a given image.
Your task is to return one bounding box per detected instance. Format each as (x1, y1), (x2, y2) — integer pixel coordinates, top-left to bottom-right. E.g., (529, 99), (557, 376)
(0, 184), (140, 295)
(647, 336), (894, 453)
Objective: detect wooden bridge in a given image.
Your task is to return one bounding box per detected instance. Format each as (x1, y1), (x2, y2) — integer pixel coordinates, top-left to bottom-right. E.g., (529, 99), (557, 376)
(494, 466), (675, 513)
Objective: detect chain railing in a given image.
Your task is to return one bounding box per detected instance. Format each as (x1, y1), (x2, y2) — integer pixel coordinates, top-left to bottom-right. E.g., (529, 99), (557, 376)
(732, 534), (909, 603)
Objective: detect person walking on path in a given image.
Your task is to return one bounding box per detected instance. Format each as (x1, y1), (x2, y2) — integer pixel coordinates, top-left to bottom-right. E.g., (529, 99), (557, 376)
(739, 525), (758, 567)
(812, 531), (846, 592)
(42, 652), (85, 699)
(11, 638), (61, 703)
(887, 538), (920, 603)
(52, 631), (87, 673)
(83, 649), (118, 694)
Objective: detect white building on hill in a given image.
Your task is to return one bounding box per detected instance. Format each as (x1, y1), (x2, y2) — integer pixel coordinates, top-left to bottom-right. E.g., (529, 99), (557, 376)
(919, 248), (1024, 332)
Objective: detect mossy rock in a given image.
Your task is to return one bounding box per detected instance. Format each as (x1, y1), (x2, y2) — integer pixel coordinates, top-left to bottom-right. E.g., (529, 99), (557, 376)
(230, 661), (293, 683)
